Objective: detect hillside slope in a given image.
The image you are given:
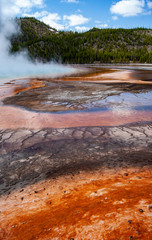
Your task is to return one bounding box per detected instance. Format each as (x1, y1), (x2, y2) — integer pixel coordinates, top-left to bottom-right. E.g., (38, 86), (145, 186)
(11, 17), (152, 63)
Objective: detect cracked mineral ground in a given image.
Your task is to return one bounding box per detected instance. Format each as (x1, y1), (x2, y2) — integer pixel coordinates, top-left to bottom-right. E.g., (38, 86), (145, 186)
(0, 65), (152, 240)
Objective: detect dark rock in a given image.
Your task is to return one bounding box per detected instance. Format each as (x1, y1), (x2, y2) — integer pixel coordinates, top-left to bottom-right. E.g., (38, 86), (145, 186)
(129, 237), (133, 240)
(22, 222), (27, 225)
(21, 197), (24, 200)
(139, 209), (144, 213)
(124, 173), (128, 176)
(34, 191), (39, 193)
(148, 205), (152, 211)
(128, 220), (132, 224)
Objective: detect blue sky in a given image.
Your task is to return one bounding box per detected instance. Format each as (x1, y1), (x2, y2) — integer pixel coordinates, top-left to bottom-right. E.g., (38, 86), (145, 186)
(2, 0), (152, 31)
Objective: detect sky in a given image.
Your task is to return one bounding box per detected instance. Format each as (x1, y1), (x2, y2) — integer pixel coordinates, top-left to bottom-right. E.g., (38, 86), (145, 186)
(1, 0), (152, 32)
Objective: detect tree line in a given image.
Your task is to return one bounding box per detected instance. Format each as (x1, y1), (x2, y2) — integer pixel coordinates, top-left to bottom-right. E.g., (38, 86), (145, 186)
(10, 17), (152, 64)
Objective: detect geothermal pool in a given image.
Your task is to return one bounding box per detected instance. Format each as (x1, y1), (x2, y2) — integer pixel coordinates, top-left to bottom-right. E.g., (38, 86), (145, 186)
(0, 65), (152, 240)
(0, 65), (152, 129)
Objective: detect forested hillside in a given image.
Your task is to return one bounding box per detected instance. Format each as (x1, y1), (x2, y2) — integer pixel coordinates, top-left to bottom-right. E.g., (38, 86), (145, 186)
(10, 17), (152, 63)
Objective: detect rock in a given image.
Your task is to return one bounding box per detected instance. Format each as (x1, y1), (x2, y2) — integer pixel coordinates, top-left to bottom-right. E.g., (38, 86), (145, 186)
(89, 127), (104, 136)
(128, 220), (132, 224)
(148, 205), (152, 211)
(84, 131), (92, 139)
(139, 209), (144, 213)
(73, 130), (83, 140)
(136, 176), (142, 179)
(34, 191), (39, 193)
(22, 222), (27, 225)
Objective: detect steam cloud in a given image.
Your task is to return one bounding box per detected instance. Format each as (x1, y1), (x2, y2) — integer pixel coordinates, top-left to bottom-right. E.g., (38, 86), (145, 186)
(0, 0), (75, 82)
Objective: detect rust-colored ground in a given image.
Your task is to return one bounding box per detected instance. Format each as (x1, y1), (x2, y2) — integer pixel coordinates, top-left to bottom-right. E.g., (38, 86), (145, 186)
(0, 168), (152, 240)
(0, 78), (45, 101)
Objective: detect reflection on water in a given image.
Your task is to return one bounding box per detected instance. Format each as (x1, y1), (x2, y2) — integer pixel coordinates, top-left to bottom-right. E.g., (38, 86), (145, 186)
(0, 66), (152, 128)
(3, 81), (152, 113)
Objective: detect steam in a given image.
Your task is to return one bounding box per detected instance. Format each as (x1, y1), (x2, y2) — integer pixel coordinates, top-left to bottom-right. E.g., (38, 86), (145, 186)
(0, 0), (75, 82)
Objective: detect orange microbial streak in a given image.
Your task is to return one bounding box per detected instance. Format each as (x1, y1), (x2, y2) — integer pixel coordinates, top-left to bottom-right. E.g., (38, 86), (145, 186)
(0, 169), (152, 240)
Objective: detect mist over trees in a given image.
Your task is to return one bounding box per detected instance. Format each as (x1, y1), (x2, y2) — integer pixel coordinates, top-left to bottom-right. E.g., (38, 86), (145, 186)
(10, 17), (152, 64)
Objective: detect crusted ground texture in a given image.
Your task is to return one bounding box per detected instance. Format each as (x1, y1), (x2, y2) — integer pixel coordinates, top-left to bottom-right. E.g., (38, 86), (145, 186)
(0, 66), (152, 239)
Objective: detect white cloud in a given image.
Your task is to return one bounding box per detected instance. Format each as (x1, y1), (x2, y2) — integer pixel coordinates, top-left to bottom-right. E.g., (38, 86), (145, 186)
(110, 0), (145, 17)
(1, 0), (45, 18)
(96, 24), (108, 28)
(75, 26), (90, 32)
(61, 0), (79, 3)
(95, 20), (101, 24)
(15, 0), (44, 9)
(23, 11), (65, 30)
(147, 1), (152, 8)
(112, 16), (118, 20)
(41, 13), (64, 30)
(23, 11), (47, 18)
(63, 14), (89, 26)
(1, 0), (90, 31)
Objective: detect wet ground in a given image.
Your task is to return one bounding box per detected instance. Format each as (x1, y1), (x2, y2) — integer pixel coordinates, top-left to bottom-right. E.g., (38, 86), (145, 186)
(0, 64), (152, 239)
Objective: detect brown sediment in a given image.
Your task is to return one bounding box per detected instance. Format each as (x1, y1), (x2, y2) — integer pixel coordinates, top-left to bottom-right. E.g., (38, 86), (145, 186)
(0, 168), (152, 240)
(0, 105), (151, 129)
(64, 70), (132, 81)
(0, 78), (45, 101)
(53, 69), (152, 84)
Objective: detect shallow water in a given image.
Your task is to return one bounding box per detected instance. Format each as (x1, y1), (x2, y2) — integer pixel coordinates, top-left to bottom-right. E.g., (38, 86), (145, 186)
(0, 65), (152, 128)
(0, 63), (77, 84)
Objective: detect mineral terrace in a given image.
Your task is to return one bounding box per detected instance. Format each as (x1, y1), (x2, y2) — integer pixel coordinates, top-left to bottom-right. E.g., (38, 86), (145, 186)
(0, 65), (152, 240)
